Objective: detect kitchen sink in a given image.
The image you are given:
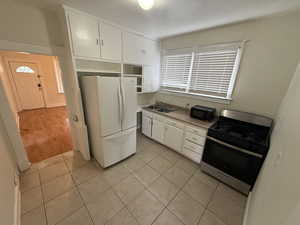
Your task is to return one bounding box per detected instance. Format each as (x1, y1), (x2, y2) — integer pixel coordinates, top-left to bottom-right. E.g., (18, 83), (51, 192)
(147, 104), (176, 113)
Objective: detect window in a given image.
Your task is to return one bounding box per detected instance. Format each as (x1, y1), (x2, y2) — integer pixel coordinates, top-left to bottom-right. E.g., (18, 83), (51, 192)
(53, 57), (64, 93)
(160, 42), (243, 100)
(16, 66), (34, 73)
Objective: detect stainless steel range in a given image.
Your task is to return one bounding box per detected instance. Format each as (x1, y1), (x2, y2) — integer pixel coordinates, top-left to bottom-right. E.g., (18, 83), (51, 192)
(201, 110), (273, 195)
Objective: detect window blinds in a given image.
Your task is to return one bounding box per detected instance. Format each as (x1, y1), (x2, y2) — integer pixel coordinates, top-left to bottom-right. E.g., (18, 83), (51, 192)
(160, 53), (192, 91)
(189, 49), (238, 98)
(160, 43), (242, 99)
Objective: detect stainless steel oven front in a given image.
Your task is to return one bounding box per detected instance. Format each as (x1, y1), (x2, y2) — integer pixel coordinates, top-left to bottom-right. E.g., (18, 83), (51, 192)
(201, 136), (264, 195)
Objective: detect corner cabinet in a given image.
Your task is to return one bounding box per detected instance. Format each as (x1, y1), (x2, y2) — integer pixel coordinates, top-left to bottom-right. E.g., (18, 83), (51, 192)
(142, 65), (160, 93)
(122, 32), (160, 66)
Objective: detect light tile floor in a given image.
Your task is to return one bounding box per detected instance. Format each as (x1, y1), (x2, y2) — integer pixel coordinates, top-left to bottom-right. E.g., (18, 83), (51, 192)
(21, 133), (247, 225)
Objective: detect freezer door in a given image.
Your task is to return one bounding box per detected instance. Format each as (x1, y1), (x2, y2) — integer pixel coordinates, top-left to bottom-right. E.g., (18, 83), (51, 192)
(100, 128), (136, 168)
(121, 77), (137, 130)
(97, 77), (122, 136)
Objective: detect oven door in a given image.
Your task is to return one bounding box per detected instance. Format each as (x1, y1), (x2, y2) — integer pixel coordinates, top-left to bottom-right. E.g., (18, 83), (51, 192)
(202, 136), (263, 185)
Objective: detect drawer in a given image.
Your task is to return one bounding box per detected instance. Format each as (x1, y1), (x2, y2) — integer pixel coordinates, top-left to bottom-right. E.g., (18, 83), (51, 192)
(152, 114), (166, 122)
(166, 119), (185, 129)
(185, 126), (207, 137)
(185, 132), (206, 146)
(182, 147), (202, 163)
(183, 140), (204, 154)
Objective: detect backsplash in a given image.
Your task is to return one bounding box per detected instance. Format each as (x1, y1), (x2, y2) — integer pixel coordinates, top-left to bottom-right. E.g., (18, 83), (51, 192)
(155, 92), (229, 116)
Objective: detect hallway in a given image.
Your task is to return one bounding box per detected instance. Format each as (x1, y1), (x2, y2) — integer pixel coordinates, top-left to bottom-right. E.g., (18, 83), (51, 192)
(19, 107), (73, 163)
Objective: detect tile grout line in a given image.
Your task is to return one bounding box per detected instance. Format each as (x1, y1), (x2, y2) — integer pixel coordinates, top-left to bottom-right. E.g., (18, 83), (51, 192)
(37, 165), (49, 225)
(62, 154), (97, 225)
(139, 140), (228, 225)
(22, 139), (227, 225)
(50, 155), (96, 225)
(110, 184), (141, 225)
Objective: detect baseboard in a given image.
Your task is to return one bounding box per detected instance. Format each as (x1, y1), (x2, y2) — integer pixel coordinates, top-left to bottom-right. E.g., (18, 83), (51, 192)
(242, 191), (252, 225)
(14, 173), (21, 225)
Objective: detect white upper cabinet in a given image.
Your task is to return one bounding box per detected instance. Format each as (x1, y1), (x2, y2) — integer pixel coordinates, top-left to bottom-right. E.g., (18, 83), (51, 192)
(68, 12), (101, 59)
(99, 23), (122, 61)
(123, 32), (159, 65)
(143, 65), (160, 93)
(122, 32), (143, 64)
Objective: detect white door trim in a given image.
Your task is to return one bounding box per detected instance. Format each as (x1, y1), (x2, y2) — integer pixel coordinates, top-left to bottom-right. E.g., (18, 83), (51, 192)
(0, 77), (30, 171)
(0, 38), (88, 170)
(5, 59), (46, 110)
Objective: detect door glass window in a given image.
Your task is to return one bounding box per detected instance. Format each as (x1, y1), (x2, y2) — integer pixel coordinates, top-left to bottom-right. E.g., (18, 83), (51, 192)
(16, 66), (34, 73)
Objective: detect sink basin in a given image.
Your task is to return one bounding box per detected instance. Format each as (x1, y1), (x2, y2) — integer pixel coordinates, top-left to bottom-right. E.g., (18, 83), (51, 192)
(147, 105), (176, 113)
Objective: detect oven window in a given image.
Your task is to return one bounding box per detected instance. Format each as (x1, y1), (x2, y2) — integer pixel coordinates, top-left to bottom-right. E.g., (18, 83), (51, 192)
(202, 138), (262, 185)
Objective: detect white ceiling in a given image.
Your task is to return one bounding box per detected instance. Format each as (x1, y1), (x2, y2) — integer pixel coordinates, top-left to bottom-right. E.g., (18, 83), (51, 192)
(29, 0), (300, 39)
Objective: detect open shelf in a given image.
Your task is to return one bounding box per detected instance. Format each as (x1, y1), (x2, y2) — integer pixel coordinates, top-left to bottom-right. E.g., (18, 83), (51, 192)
(75, 58), (121, 74)
(123, 74), (142, 77)
(76, 68), (121, 74)
(123, 64), (142, 76)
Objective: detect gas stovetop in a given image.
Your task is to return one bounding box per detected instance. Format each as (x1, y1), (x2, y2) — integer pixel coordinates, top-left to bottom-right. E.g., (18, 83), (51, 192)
(208, 110), (273, 155)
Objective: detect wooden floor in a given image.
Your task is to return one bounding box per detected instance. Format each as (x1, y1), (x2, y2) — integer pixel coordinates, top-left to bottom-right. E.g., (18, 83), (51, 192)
(19, 106), (73, 163)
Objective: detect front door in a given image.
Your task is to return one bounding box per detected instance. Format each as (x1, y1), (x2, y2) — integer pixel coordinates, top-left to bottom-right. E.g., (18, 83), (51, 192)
(9, 62), (45, 110)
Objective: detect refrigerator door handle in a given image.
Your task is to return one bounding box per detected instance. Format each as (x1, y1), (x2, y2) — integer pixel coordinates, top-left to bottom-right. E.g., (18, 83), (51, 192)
(120, 78), (126, 125)
(117, 84), (123, 125)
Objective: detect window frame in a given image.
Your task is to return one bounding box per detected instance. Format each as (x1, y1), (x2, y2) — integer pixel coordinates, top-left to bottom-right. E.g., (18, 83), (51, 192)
(159, 41), (245, 101)
(53, 56), (64, 94)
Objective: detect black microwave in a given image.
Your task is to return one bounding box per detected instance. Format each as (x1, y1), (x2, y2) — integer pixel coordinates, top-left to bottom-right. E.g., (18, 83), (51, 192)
(190, 105), (216, 121)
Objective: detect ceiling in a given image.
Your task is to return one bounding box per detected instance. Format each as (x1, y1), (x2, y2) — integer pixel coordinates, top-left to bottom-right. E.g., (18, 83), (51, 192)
(25, 0), (300, 39)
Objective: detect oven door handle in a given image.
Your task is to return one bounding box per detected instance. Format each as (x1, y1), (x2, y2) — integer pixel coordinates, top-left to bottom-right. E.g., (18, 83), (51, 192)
(207, 136), (263, 158)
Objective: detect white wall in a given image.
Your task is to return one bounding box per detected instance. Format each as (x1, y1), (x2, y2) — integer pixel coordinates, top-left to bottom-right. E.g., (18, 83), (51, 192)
(0, 116), (18, 225)
(245, 62), (300, 225)
(0, 0), (64, 48)
(157, 10), (300, 117)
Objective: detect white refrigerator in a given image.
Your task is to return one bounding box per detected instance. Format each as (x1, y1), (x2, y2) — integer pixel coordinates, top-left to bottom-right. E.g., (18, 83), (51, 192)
(80, 76), (137, 168)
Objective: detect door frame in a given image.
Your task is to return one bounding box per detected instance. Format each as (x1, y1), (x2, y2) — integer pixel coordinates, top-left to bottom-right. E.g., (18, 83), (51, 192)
(4, 58), (47, 111)
(0, 14), (90, 170)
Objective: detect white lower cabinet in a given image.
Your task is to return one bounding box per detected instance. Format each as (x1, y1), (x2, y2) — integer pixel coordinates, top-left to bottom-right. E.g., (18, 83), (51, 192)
(142, 110), (207, 164)
(182, 147), (203, 163)
(164, 124), (184, 153)
(142, 115), (152, 138)
(152, 119), (165, 143)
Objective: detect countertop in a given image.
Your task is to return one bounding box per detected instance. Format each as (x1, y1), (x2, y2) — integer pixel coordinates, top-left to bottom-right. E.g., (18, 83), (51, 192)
(143, 106), (217, 129)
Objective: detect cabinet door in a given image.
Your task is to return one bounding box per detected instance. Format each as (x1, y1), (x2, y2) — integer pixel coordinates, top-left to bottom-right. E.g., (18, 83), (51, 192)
(142, 38), (159, 65)
(142, 116), (152, 137)
(122, 32), (143, 64)
(143, 65), (160, 93)
(68, 12), (100, 58)
(100, 23), (122, 61)
(164, 124), (184, 152)
(152, 119), (165, 143)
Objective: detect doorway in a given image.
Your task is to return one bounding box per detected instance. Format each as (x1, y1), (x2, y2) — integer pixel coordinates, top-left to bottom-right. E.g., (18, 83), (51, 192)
(0, 51), (74, 163)
(9, 61), (45, 109)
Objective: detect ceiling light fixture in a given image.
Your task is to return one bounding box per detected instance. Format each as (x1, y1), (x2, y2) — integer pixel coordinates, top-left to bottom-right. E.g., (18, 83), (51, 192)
(138, 0), (154, 10)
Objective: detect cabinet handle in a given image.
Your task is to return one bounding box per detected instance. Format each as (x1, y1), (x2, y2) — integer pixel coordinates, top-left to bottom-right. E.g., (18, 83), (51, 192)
(101, 40), (104, 46)
(96, 39), (99, 45)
